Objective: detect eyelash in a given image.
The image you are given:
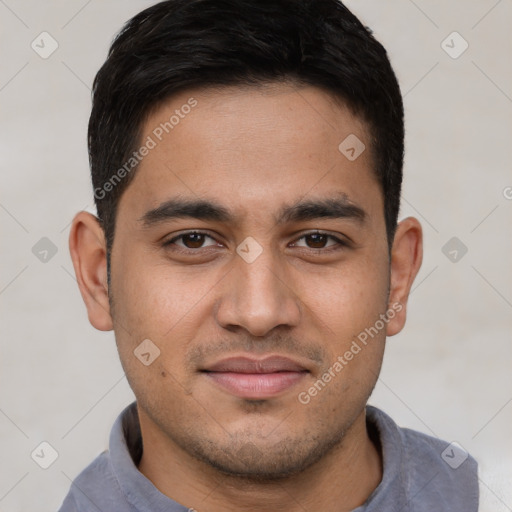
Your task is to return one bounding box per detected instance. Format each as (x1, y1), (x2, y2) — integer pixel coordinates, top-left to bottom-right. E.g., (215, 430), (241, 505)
(163, 230), (349, 254)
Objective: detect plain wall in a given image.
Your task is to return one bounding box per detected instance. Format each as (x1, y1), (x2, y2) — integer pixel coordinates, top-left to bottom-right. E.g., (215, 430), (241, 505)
(1, 1), (511, 510)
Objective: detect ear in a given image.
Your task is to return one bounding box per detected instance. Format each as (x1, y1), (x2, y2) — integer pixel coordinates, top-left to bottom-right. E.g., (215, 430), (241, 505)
(386, 217), (423, 336)
(69, 211), (113, 331)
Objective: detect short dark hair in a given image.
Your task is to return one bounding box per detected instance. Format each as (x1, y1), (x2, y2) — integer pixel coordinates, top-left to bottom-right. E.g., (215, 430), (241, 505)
(89, 0), (404, 259)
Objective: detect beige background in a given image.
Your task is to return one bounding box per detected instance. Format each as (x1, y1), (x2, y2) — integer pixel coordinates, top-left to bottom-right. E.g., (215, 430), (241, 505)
(1, 1), (511, 510)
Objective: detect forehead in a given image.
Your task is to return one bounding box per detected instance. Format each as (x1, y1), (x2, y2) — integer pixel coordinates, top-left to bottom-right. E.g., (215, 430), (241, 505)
(118, 83), (383, 226)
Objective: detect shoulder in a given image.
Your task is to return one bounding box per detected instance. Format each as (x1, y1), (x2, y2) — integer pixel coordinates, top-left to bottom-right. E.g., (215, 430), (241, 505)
(57, 450), (130, 512)
(367, 406), (479, 512)
(402, 425), (479, 501)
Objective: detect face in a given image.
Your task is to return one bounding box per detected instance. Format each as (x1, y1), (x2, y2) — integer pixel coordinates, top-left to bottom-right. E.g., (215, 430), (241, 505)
(77, 83), (417, 478)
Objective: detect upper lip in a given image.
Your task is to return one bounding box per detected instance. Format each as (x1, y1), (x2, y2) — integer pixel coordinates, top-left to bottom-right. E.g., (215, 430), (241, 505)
(203, 356), (309, 374)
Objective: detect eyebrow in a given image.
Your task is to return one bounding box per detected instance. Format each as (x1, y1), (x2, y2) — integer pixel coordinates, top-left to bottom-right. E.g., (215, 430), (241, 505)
(275, 195), (366, 225)
(138, 194), (366, 228)
(139, 198), (231, 227)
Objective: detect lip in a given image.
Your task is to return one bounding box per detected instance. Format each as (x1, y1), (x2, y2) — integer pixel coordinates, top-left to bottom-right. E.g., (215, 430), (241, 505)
(204, 356), (308, 373)
(202, 356), (309, 399)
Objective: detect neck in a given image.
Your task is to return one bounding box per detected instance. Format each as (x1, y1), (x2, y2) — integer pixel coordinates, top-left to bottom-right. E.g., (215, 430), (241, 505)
(137, 408), (382, 512)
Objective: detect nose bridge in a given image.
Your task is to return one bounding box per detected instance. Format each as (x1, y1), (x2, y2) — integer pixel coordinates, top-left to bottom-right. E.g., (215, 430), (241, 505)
(239, 247), (283, 304)
(216, 243), (301, 336)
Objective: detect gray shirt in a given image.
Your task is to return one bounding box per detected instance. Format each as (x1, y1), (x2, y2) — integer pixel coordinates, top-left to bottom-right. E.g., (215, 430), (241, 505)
(58, 402), (479, 511)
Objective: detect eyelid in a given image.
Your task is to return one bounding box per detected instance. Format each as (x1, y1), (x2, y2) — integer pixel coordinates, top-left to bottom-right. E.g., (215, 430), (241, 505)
(290, 231), (349, 249)
(164, 230), (222, 248)
(163, 229), (350, 251)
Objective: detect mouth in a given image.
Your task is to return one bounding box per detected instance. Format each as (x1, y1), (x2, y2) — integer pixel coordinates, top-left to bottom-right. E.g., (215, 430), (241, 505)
(201, 356), (310, 400)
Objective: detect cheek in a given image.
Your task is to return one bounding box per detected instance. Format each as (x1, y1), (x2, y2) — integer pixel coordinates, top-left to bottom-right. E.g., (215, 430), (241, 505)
(110, 255), (220, 367)
(297, 258), (389, 336)
(109, 265), (212, 407)
(292, 256), (389, 397)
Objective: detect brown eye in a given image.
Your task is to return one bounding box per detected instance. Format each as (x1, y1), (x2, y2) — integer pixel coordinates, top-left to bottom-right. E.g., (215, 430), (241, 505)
(304, 233), (329, 248)
(181, 233), (206, 248)
(165, 231), (219, 250)
(292, 232), (343, 250)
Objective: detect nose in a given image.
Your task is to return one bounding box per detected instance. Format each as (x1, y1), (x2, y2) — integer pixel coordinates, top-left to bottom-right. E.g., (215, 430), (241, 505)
(215, 247), (301, 337)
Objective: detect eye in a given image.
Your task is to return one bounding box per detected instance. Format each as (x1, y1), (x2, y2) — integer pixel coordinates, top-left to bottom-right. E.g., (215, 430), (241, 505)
(165, 231), (220, 250)
(163, 230), (348, 254)
(291, 232), (346, 250)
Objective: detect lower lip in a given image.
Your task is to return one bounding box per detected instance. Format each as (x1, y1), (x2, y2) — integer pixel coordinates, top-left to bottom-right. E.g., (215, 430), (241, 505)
(204, 371), (307, 399)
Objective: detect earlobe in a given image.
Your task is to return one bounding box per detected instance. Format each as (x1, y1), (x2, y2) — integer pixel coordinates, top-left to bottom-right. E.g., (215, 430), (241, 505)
(69, 211), (113, 331)
(386, 217), (423, 337)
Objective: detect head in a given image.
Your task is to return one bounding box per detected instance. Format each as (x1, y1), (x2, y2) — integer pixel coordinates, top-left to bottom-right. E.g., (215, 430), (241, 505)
(70, 0), (422, 480)
(89, 0), (405, 264)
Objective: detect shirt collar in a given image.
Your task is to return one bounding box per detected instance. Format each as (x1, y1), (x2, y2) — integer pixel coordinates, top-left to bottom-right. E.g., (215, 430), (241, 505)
(109, 402), (189, 512)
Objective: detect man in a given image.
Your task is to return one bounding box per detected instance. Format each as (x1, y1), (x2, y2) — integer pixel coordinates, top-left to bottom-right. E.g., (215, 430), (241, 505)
(60, 0), (479, 510)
